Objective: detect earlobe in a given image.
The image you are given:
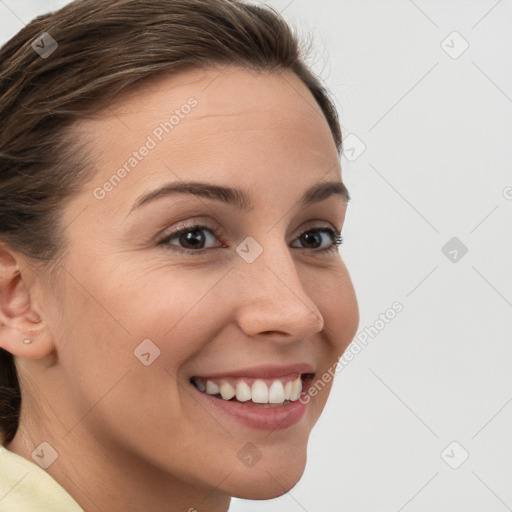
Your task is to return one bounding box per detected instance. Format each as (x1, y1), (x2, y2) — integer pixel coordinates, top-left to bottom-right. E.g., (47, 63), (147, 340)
(0, 242), (55, 359)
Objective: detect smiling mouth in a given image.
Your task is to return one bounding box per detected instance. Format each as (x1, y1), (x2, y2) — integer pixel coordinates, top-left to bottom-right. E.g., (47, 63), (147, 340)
(190, 373), (315, 407)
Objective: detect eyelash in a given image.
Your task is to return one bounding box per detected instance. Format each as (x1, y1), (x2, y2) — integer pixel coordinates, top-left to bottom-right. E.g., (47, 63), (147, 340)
(157, 222), (343, 256)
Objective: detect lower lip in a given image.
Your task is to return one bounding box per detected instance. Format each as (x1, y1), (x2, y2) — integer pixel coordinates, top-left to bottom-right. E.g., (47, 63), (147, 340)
(191, 384), (309, 431)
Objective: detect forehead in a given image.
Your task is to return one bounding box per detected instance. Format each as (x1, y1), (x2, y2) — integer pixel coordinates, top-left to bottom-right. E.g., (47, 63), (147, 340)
(71, 66), (341, 215)
(103, 65), (324, 119)
(79, 65), (335, 150)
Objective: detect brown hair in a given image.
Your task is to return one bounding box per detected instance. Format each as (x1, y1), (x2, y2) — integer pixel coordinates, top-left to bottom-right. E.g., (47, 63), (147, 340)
(0, 0), (342, 445)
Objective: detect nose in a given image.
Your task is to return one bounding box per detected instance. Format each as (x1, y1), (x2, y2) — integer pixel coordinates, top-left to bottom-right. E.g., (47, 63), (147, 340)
(234, 240), (325, 343)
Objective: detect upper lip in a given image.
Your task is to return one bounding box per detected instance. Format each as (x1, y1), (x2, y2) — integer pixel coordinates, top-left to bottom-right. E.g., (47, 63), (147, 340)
(192, 363), (315, 380)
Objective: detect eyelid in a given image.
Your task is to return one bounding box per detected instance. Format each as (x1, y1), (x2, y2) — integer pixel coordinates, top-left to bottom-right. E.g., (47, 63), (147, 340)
(157, 217), (339, 241)
(158, 218), (226, 243)
(294, 218), (342, 236)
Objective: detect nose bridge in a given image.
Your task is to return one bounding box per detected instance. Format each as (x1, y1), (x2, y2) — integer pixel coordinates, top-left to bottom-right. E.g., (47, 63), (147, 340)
(234, 237), (324, 339)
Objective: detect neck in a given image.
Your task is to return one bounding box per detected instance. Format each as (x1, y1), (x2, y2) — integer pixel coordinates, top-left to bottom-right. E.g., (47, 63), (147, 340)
(6, 423), (231, 512)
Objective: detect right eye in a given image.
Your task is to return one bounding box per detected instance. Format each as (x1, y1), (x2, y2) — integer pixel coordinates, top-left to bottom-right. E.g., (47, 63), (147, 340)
(158, 223), (225, 254)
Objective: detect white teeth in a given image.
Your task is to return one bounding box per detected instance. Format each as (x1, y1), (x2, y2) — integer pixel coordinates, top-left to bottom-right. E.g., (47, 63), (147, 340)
(251, 380), (269, 403)
(268, 380), (285, 404)
(236, 381), (252, 402)
(205, 380), (219, 395)
(289, 377), (302, 401)
(220, 381), (236, 400)
(284, 381), (292, 400)
(197, 377), (304, 404)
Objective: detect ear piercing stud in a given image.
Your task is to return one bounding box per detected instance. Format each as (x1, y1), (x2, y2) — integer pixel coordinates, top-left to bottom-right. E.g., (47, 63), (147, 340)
(22, 338), (32, 344)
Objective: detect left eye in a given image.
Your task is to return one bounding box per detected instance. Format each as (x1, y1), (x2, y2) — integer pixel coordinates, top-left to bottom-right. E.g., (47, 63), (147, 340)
(159, 225), (342, 253)
(291, 227), (342, 251)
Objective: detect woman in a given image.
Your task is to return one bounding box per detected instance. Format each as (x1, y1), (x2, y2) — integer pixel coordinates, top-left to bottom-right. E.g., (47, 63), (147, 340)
(0, 0), (359, 510)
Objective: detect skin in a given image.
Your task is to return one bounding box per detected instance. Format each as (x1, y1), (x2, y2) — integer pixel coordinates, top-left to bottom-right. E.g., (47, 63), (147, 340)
(0, 66), (359, 511)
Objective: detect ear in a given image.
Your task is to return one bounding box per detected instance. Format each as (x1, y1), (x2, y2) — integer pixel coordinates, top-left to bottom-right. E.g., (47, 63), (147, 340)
(0, 242), (55, 359)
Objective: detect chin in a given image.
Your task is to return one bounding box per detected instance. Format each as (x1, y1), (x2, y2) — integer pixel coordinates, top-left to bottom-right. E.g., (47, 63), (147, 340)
(222, 445), (308, 500)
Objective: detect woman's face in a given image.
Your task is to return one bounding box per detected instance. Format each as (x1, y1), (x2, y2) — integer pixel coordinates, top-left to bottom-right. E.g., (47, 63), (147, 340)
(31, 66), (358, 502)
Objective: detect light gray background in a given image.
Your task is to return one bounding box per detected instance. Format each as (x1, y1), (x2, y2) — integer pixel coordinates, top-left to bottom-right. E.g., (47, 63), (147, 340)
(1, 1), (511, 511)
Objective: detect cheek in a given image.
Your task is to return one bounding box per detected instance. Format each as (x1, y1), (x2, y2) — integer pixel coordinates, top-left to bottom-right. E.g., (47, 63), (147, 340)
(55, 265), (233, 439)
(113, 267), (232, 368)
(297, 264), (358, 417)
(306, 263), (359, 351)
(47, 268), (227, 449)
(61, 260), (226, 350)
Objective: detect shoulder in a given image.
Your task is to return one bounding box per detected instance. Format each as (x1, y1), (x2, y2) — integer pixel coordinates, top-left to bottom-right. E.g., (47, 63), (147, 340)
(0, 445), (84, 511)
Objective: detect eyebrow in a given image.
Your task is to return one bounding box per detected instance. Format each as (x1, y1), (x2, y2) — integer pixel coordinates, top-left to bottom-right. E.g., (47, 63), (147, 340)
(129, 179), (350, 214)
